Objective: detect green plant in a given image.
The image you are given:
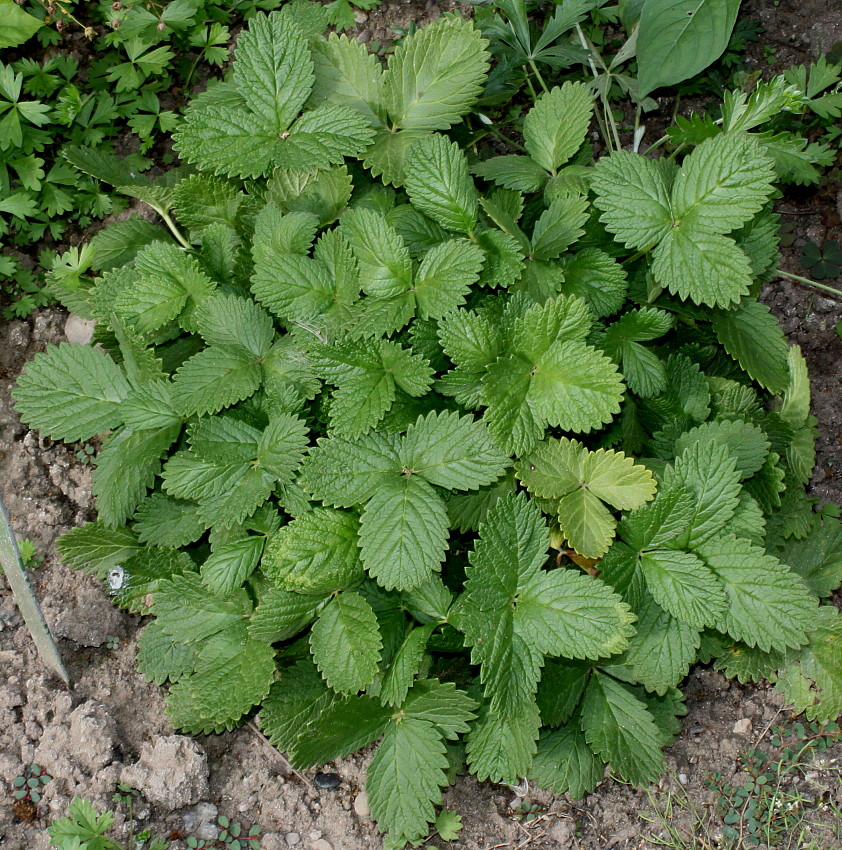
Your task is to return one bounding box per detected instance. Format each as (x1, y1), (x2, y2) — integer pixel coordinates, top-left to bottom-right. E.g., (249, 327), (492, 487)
(707, 720), (841, 847)
(185, 815), (261, 850)
(12, 763), (52, 804)
(17, 537), (44, 568)
(48, 795), (168, 850)
(800, 240), (842, 280)
(12, 8), (842, 849)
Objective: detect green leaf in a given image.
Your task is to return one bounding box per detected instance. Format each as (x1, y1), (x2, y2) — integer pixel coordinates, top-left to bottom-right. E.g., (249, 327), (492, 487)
(466, 702), (541, 784)
(639, 549), (726, 629)
(637, 0), (741, 97)
(591, 152), (672, 250)
(775, 606), (842, 722)
(711, 299), (790, 393)
(536, 660), (590, 727)
(192, 293), (275, 357)
(171, 346), (263, 418)
(57, 523), (140, 577)
(580, 671), (664, 785)
(404, 134), (478, 234)
(651, 228), (752, 308)
(400, 410), (510, 491)
(342, 207), (411, 298)
(559, 248), (627, 318)
(671, 132), (776, 234)
(299, 432), (401, 507)
(93, 424), (181, 527)
(674, 419), (770, 480)
(383, 15), (489, 131)
(359, 476), (450, 591)
(472, 155), (549, 193)
(367, 718), (450, 844)
(91, 217), (170, 272)
(380, 625), (435, 707)
(530, 724), (604, 799)
(696, 535), (818, 652)
(248, 587), (327, 643)
(310, 590), (382, 693)
(0, 0), (43, 49)
(263, 508), (364, 594)
(172, 174), (242, 231)
(522, 82), (593, 174)
(414, 239), (484, 320)
(201, 536), (264, 595)
(13, 343), (130, 442)
(622, 595), (701, 694)
(530, 195), (589, 261)
(662, 441), (741, 548)
(166, 625), (275, 734)
(778, 517), (842, 599)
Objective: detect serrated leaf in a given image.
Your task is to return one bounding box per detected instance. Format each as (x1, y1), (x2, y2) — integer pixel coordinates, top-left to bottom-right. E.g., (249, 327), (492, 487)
(414, 238), (484, 320)
(639, 549), (726, 629)
(559, 248), (627, 318)
(57, 522), (140, 577)
(711, 299), (790, 393)
(472, 155), (549, 192)
(380, 625), (435, 707)
(400, 410), (510, 491)
(342, 207), (412, 298)
(171, 346), (263, 417)
(404, 134), (478, 234)
(367, 718), (450, 844)
(778, 517), (842, 599)
(622, 595), (701, 694)
(383, 15), (489, 131)
(192, 293), (275, 358)
(536, 660), (590, 728)
(14, 343), (130, 442)
(591, 152), (672, 251)
(310, 590), (382, 693)
(674, 419), (770, 480)
(359, 475), (450, 591)
(530, 724), (604, 799)
(697, 535), (818, 652)
(201, 536), (264, 595)
(530, 195), (589, 261)
(263, 508), (364, 593)
(248, 587), (327, 643)
(522, 82), (593, 174)
(466, 702), (540, 784)
(400, 678), (477, 739)
(580, 671), (664, 785)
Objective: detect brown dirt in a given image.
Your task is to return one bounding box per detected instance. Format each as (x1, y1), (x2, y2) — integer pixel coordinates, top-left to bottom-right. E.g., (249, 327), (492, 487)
(2, 2), (842, 849)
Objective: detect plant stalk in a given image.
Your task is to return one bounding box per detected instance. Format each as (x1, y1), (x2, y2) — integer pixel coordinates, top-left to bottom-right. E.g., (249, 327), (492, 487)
(775, 269), (842, 298)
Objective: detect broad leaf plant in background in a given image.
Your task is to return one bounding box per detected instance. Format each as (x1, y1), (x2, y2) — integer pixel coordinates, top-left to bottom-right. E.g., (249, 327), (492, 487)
(11, 4), (842, 848)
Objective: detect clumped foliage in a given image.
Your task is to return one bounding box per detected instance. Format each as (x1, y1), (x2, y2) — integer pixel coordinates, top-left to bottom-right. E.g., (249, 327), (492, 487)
(13, 7), (842, 848)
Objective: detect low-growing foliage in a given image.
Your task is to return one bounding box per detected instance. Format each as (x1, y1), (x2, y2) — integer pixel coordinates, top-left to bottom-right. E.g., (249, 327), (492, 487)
(13, 6), (842, 848)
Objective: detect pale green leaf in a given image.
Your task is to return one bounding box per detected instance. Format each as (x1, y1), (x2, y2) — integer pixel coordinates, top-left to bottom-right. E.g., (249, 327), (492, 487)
(522, 82), (593, 174)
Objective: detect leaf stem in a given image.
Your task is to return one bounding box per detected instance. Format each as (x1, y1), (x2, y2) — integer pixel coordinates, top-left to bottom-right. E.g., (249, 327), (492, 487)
(155, 206), (193, 250)
(775, 269), (842, 298)
(528, 58), (550, 95)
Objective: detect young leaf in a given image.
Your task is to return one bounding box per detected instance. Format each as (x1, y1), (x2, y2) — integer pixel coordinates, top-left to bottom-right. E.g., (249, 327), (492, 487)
(522, 82), (593, 174)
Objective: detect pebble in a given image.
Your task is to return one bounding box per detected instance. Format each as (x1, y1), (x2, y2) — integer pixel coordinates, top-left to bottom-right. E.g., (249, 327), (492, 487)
(678, 773), (688, 785)
(308, 831), (322, 841)
(353, 791), (370, 818)
(65, 314), (95, 345)
(286, 832), (301, 846)
(310, 841), (333, 850)
(314, 772), (341, 788)
(732, 718), (752, 735)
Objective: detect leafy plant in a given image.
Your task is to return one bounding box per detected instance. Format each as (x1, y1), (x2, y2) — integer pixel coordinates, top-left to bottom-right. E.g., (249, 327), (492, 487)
(185, 815), (261, 849)
(48, 795), (168, 850)
(13, 8), (842, 849)
(12, 763), (52, 804)
(800, 239), (842, 280)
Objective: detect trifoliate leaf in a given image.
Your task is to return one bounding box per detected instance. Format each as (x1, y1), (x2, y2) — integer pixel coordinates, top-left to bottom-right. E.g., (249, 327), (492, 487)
(404, 134), (478, 234)
(400, 410), (510, 491)
(711, 299), (790, 393)
(591, 152), (672, 250)
(696, 535), (818, 652)
(530, 724), (604, 799)
(310, 590), (382, 693)
(522, 82), (593, 174)
(580, 671), (664, 785)
(14, 343), (130, 442)
(383, 15), (489, 131)
(359, 475), (450, 591)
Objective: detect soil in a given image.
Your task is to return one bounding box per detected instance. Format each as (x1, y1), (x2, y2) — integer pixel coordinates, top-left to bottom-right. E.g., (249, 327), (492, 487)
(2, 2), (842, 849)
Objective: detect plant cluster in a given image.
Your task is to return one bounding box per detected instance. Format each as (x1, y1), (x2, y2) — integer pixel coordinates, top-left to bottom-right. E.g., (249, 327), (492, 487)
(185, 815), (262, 849)
(48, 795), (167, 850)
(12, 763), (52, 805)
(12, 4), (842, 849)
(0, 0), (383, 319)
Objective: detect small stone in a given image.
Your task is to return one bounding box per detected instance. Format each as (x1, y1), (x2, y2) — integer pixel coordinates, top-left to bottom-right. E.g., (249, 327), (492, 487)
(286, 833), (301, 847)
(310, 841), (332, 850)
(314, 772), (340, 788)
(183, 802), (218, 841)
(353, 10), (368, 22)
(678, 773), (688, 785)
(65, 314), (96, 345)
(353, 791), (370, 819)
(732, 718), (752, 735)
(308, 831), (322, 841)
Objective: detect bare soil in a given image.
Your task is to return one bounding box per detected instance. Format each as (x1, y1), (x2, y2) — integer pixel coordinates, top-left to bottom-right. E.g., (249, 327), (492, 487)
(1, 2), (842, 849)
